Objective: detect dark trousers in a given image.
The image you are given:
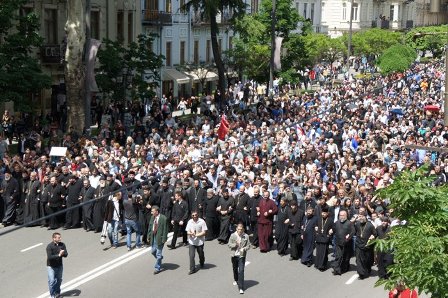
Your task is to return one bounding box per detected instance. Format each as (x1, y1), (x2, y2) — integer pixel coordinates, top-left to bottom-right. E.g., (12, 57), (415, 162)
(333, 243), (352, 274)
(356, 247), (374, 278)
(377, 251), (394, 279)
(189, 244), (205, 271)
(205, 217), (219, 240)
(47, 206), (60, 229)
(250, 221), (258, 246)
(289, 233), (303, 260)
(231, 256), (245, 291)
(171, 221), (187, 247)
(65, 202), (80, 228)
(82, 204), (94, 230)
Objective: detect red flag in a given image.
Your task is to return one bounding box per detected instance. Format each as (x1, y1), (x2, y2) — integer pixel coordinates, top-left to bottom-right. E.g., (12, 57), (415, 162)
(217, 115), (229, 141)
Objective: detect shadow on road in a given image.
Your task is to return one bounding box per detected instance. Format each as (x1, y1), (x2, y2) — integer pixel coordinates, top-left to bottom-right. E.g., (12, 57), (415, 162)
(245, 280), (259, 290)
(163, 263), (180, 271)
(202, 263), (217, 270)
(60, 289), (81, 297)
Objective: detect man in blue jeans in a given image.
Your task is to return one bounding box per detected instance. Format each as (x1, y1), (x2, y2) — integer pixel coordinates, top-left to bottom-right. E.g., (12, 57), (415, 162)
(228, 223), (250, 294)
(46, 232), (68, 298)
(147, 206), (168, 274)
(123, 193), (142, 250)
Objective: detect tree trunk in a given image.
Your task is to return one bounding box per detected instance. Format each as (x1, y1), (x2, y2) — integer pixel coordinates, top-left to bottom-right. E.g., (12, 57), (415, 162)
(209, 12), (226, 105)
(65, 0), (86, 132)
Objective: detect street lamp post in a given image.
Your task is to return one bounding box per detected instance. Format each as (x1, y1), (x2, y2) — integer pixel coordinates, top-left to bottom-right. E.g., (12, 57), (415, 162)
(269, 0), (276, 96)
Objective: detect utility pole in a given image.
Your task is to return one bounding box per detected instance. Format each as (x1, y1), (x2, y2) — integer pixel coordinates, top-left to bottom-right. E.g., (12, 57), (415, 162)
(84, 0), (92, 129)
(269, 0), (276, 96)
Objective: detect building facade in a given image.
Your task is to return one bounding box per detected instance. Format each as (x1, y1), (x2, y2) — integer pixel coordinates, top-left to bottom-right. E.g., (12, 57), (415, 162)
(21, 0), (142, 114)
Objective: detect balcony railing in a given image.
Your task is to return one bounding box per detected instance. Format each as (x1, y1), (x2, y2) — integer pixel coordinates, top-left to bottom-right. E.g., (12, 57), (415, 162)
(142, 10), (172, 25)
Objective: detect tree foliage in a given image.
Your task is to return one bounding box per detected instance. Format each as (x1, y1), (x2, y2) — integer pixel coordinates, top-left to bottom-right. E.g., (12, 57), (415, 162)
(374, 165), (448, 297)
(351, 28), (402, 57)
(0, 0), (51, 112)
(405, 25), (448, 58)
(377, 44), (416, 75)
(303, 34), (346, 65)
(96, 34), (163, 103)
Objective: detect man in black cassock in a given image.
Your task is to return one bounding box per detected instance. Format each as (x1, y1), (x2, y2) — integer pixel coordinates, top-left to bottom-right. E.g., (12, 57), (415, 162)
(355, 211), (377, 279)
(287, 201), (304, 261)
(275, 197), (290, 256)
(216, 188), (235, 244)
(23, 171), (41, 226)
(376, 216), (393, 279)
(233, 186), (250, 231)
(314, 205), (333, 271)
(64, 174), (83, 229)
(203, 188), (219, 241)
(1, 170), (19, 226)
(186, 179), (206, 218)
(249, 187), (262, 248)
(332, 209), (355, 275)
(93, 176), (108, 232)
(301, 206), (318, 266)
(80, 179), (95, 231)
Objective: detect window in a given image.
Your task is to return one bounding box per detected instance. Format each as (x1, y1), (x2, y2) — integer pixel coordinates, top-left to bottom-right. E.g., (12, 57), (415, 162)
(44, 9), (58, 44)
(180, 41), (185, 65)
(296, 3), (300, 12)
(342, 3), (347, 20)
(194, 40), (199, 64)
(166, 41), (172, 66)
(352, 3), (359, 21)
(91, 11), (100, 40)
(218, 39), (222, 54)
(128, 12), (134, 43)
(145, 0), (158, 10)
(310, 3), (315, 24)
(180, 0), (186, 13)
(303, 3), (308, 18)
(166, 0), (172, 13)
(229, 36), (233, 50)
(389, 5), (394, 21)
(117, 12), (124, 43)
(206, 40), (211, 63)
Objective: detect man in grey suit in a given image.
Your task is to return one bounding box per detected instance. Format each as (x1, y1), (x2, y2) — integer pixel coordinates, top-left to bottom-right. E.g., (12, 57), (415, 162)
(147, 206), (169, 274)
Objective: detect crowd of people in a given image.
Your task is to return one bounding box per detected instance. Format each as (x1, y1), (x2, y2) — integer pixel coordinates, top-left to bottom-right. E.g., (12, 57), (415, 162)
(1, 58), (447, 294)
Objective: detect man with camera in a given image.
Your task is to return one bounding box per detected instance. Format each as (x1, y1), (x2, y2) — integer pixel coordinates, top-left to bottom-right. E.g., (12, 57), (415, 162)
(123, 192), (142, 250)
(46, 232), (68, 298)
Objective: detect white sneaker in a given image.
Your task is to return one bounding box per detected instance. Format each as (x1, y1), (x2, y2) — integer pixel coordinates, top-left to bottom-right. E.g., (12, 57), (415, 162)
(239, 289), (244, 294)
(233, 281), (237, 286)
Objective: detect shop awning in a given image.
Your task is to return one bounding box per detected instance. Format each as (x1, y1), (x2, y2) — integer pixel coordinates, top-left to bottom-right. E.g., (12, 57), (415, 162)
(162, 68), (190, 84)
(186, 68), (218, 82)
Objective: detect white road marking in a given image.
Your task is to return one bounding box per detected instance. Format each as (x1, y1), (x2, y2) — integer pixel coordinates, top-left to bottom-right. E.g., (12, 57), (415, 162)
(245, 261), (250, 266)
(20, 243), (43, 252)
(35, 248), (149, 298)
(345, 274), (359, 285)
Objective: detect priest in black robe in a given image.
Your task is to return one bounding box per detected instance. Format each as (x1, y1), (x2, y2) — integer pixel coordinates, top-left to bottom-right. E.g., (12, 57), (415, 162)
(23, 171), (41, 226)
(332, 209), (355, 275)
(376, 216), (393, 279)
(355, 211), (377, 279)
(93, 176), (108, 232)
(275, 198), (290, 256)
(301, 206), (318, 266)
(314, 205), (333, 271)
(217, 188), (235, 244)
(203, 188), (219, 240)
(287, 201), (304, 261)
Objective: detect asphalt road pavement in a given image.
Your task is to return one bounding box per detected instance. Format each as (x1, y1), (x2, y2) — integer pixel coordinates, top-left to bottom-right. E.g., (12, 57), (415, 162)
(0, 225), (391, 298)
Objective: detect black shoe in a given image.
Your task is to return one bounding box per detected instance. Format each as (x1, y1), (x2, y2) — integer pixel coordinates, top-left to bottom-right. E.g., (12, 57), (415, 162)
(188, 268), (198, 275)
(154, 269), (163, 275)
(200, 263), (204, 269)
(183, 243), (188, 246)
(62, 226), (69, 230)
(332, 270), (341, 276)
(167, 245), (175, 249)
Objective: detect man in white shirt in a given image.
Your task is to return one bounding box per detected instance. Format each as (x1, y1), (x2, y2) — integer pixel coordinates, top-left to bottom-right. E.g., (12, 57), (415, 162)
(185, 211), (208, 274)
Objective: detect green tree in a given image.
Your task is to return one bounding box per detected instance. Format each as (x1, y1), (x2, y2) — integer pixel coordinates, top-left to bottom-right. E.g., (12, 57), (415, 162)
(0, 0), (51, 112)
(184, 0), (246, 99)
(377, 44), (416, 75)
(374, 165), (448, 297)
(352, 28), (402, 57)
(255, 0), (301, 39)
(303, 34), (346, 66)
(96, 34), (163, 103)
(405, 25), (448, 58)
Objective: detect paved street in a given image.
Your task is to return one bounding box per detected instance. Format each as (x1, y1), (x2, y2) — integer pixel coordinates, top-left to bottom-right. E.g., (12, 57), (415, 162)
(0, 225), (391, 298)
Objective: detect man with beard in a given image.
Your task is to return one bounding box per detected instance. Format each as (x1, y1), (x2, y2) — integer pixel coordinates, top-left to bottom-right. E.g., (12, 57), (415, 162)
(15, 169), (29, 225)
(216, 188), (235, 244)
(249, 186), (262, 248)
(47, 176), (65, 230)
(314, 205), (333, 271)
(355, 211), (377, 279)
(257, 190), (278, 252)
(332, 209), (355, 275)
(139, 185), (160, 245)
(93, 175), (108, 232)
(186, 179), (206, 218)
(64, 174), (83, 229)
(287, 201), (304, 261)
(39, 174), (51, 227)
(0, 169), (19, 226)
(376, 216), (393, 279)
(300, 190), (317, 215)
(80, 179), (95, 231)
(301, 206), (318, 266)
(23, 171), (41, 226)
(167, 191), (189, 249)
(203, 188), (219, 241)
(275, 197), (290, 256)
(157, 178), (174, 224)
(233, 185), (250, 230)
